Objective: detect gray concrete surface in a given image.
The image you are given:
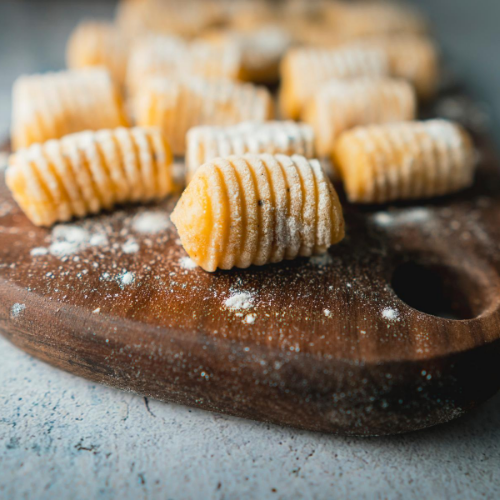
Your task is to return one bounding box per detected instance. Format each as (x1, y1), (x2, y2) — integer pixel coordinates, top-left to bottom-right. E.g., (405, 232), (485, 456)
(1, 1), (500, 499)
(0, 334), (499, 500)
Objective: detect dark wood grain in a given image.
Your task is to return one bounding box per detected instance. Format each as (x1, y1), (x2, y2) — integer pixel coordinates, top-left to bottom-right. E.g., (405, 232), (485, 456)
(1, 119), (500, 436)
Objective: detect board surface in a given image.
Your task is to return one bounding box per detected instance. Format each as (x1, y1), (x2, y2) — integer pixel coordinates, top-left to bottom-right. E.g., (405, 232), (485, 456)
(1, 111), (500, 436)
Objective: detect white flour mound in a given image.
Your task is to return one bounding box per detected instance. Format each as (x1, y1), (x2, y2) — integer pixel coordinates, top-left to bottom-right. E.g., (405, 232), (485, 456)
(382, 307), (400, 322)
(224, 291), (255, 311)
(179, 256), (197, 270)
(132, 212), (170, 234)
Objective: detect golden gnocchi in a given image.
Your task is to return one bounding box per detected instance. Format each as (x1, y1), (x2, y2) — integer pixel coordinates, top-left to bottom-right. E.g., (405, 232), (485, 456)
(280, 46), (389, 120)
(126, 34), (241, 96)
(134, 76), (273, 155)
(203, 26), (292, 84)
(171, 154), (345, 272)
(116, 0), (227, 39)
(186, 121), (315, 181)
(11, 68), (128, 151)
(66, 21), (131, 88)
(351, 35), (440, 100)
(333, 120), (476, 204)
(332, 1), (428, 39)
(6, 127), (174, 227)
(304, 77), (416, 157)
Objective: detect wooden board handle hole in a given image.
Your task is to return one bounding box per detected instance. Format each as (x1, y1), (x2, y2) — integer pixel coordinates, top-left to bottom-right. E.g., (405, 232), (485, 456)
(391, 260), (491, 320)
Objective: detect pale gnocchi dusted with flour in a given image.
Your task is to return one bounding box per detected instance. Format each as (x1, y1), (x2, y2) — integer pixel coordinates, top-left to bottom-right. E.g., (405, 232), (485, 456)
(279, 46), (389, 120)
(304, 77), (416, 157)
(186, 121), (315, 181)
(11, 68), (128, 152)
(333, 120), (476, 204)
(134, 76), (273, 155)
(6, 127), (174, 227)
(171, 154), (345, 272)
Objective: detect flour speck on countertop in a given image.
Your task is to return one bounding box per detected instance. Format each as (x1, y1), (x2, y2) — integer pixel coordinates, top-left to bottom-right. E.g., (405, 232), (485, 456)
(224, 291), (255, 310)
(323, 309), (332, 318)
(132, 211), (170, 234)
(10, 303), (26, 318)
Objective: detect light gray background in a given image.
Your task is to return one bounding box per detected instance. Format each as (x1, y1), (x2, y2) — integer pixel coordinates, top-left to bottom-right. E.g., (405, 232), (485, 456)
(1, 1), (499, 499)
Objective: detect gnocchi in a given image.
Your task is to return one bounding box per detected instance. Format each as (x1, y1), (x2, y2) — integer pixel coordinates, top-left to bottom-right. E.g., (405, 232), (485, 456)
(11, 68), (128, 151)
(186, 121), (315, 181)
(333, 120), (476, 203)
(171, 154), (345, 271)
(7, 127), (174, 226)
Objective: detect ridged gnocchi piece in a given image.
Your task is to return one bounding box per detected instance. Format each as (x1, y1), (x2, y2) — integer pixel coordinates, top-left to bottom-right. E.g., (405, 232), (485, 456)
(66, 21), (131, 88)
(280, 46), (389, 120)
(134, 76), (273, 155)
(304, 77), (416, 157)
(333, 120), (476, 204)
(171, 154), (345, 272)
(126, 34), (241, 96)
(116, 0), (227, 38)
(283, 0), (426, 47)
(351, 35), (440, 100)
(6, 127), (174, 227)
(11, 68), (128, 151)
(186, 121), (315, 182)
(332, 1), (428, 39)
(203, 26), (292, 84)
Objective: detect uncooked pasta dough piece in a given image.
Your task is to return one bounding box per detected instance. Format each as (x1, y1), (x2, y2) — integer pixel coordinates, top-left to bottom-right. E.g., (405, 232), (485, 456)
(350, 35), (440, 100)
(171, 154), (345, 272)
(134, 76), (273, 155)
(304, 77), (416, 157)
(203, 25), (292, 84)
(333, 120), (476, 203)
(126, 34), (241, 96)
(332, 1), (428, 39)
(66, 21), (131, 87)
(282, 0), (427, 47)
(279, 46), (389, 120)
(11, 68), (128, 151)
(186, 121), (315, 181)
(116, 0), (228, 38)
(6, 127), (174, 227)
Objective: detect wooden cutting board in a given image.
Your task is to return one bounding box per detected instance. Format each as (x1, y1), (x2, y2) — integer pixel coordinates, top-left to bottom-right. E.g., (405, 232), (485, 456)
(1, 110), (500, 437)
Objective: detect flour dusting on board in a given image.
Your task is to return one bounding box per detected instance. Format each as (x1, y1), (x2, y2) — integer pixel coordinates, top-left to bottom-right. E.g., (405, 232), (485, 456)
(373, 208), (431, 228)
(122, 238), (139, 254)
(47, 224), (101, 257)
(10, 303), (26, 318)
(132, 211), (170, 234)
(224, 291), (255, 310)
(89, 233), (109, 247)
(310, 253), (333, 266)
(120, 271), (135, 286)
(244, 313), (257, 324)
(382, 307), (400, 322)
(30, 247), (49, 256)
(179, 256), (197, 270)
